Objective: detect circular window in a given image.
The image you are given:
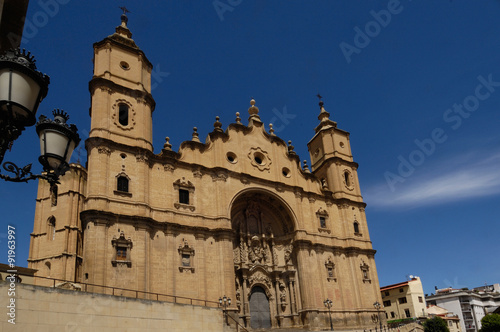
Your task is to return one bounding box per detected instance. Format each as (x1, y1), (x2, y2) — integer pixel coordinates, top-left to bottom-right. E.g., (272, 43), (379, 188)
(254, 152), (265, 165)
(120, 153), (127, 159)
(120, 61), (130, 70)
(226, 152), (237, 164)
(339, 142), (345, 148)
(282, 167), (291, 178)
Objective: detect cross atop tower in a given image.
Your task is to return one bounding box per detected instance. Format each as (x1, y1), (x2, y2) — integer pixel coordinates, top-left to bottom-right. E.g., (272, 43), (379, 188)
(119, 6), (130, 25)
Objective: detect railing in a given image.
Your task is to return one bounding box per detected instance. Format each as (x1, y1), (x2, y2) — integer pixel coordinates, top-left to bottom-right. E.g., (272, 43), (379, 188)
(224, 311), (248, 332)
(23, 274), (220, 308)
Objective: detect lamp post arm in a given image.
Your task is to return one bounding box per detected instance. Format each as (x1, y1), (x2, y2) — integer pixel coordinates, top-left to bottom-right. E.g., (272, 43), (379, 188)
(0, 161), (58, 184)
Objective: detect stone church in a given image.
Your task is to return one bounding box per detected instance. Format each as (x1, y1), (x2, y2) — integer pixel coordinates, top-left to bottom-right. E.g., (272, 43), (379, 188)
(28, 14), (384, 330)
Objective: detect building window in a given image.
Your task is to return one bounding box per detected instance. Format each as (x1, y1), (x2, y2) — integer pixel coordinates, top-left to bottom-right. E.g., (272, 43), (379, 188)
(391, 312), (395, 318)
(116, 247), (127, 261)
(360, 261), (371, 283)
(179, 189), (189, 204)
(50, 184), (58, 206)
(111, 232), (133, 267)
(48, 216), (56, 241)
(320, 216), (326, 228)
(404, 309), (411, 318)
(399, 288), (404, 293)
(383, 300), (391, 307)
(354, 221), (360, 234)
(316, 207), (330, 233)
(117, 176), (129, 192)
(118, 104), (128, 126)
(344, 171), (350, 187)
(385, 291), (389, 296)
(399, 297), (407, 304)
(173, 177), (195, 211)
(418, 296), (423, 303)
(178, 239), (195, 272)
(325, 258), (336, 281)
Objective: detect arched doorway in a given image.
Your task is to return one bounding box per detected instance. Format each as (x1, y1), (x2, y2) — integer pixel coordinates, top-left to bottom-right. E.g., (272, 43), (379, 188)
(231, 190), (300, 328)
(249, 286), (271, 329)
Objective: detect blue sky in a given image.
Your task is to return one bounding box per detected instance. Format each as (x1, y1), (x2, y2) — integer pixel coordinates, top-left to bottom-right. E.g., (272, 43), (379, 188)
(1, 1), (499, 296)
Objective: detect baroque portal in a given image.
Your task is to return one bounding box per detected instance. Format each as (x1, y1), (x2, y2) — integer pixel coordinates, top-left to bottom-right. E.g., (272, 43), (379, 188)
(232, 192), (299, 328)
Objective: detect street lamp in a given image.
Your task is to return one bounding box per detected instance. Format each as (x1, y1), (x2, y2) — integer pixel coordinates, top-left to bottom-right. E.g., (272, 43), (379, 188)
(219, 295), (231, 324)
(374, 301), (383, 331)
(324, 298), (333, 331)
(0, 49), (80, 184)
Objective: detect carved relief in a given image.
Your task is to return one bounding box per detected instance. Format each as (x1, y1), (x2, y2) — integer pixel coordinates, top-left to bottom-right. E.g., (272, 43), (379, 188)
(249, 238), (266, 264)
(211, 172), (227, 182)
(248, 270), (272, 291)
(164, 163), (175, 172)
(97, 146), (112, 155)
(279, 282), (287, 311)
(178, 239), (195, 273)
(193, 168), (203, 178)
(284, 244), (293, 265)
(248, 147), (272, 172)
(136, 153), (148, 164)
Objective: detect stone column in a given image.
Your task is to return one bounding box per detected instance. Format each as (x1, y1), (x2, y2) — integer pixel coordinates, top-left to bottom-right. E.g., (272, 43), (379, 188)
(288, 278), (296, 314)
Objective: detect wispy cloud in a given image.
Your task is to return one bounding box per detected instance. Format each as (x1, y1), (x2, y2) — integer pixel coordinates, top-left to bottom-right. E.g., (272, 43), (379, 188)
(365, 151), (500, 208)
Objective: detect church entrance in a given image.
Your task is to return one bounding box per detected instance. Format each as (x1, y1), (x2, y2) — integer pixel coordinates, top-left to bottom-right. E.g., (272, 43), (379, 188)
(231, 190), (301, 329)
(249, 286), (271, 329)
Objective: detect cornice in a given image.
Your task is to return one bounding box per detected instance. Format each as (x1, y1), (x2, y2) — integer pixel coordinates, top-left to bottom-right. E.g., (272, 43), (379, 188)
(89, 77), (156, 112)
(80, 209), (234, 239)
(93, 37), (153, 69)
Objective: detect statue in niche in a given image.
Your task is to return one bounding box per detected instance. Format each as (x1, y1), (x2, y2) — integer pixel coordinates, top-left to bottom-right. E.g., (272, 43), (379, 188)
(279, 282), (286, 302)
(284, 244), (293, 264)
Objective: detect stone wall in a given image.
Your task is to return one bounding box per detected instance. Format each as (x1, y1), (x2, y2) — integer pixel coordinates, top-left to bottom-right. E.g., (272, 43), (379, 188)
(0, 282), (223, 332)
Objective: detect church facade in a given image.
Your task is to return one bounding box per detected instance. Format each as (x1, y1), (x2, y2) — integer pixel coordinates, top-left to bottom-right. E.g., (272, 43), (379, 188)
(28, 16), (384, 330)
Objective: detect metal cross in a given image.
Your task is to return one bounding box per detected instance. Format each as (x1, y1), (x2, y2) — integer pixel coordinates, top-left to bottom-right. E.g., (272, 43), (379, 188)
(119, 6), (130, 15)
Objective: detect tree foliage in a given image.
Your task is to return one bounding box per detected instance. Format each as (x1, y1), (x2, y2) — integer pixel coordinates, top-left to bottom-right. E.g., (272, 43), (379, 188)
(480, 313), (500, 332)
(423, 316), (450, 332)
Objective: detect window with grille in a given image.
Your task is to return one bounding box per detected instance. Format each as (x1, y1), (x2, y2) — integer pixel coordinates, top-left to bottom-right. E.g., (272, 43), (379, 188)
(117, 176), (129, 192)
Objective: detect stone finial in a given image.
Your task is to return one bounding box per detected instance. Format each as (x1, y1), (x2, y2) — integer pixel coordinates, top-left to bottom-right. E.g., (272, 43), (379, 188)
(192, 127), (200, 142)
(213, 116), (223, 132)
(248, 98), (261, 123)
(288, 140), (296, 155)
(163, 137), (172, 151)
(318, 98), (331, 123)
(303, 160), (310, 173)
(269, 123), (275, 135)
(235, 112), (241, 124)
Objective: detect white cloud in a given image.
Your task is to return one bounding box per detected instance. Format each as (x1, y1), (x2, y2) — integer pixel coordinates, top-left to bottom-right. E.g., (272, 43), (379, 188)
(364, 152), (500, 208)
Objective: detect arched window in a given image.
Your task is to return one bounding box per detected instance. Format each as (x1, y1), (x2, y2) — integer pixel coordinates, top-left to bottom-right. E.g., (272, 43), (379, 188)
(45, 262), (51, 277)
(48, 216), (56, 241)
(118, 104), (129, 126)
(354, 221), (360, 234)
(117, 176), (129, 192)
(344, 171), (350, 187)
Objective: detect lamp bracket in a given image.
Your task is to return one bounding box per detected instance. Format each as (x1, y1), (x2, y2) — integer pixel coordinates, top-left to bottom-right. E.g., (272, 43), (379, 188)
(0, 161), (60, 184)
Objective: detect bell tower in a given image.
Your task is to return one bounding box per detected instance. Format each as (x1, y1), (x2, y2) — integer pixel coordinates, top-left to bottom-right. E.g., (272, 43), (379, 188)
(307, 98), (363, 203)
(88, 11), (155, 150)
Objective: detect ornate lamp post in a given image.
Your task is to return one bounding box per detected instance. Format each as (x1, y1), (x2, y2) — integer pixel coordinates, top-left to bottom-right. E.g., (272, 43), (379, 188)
(219, 295), (231, 324)
(324, 298), (333, 331)
(0, 49), (80, 184)
(374, 301), (383, 331)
